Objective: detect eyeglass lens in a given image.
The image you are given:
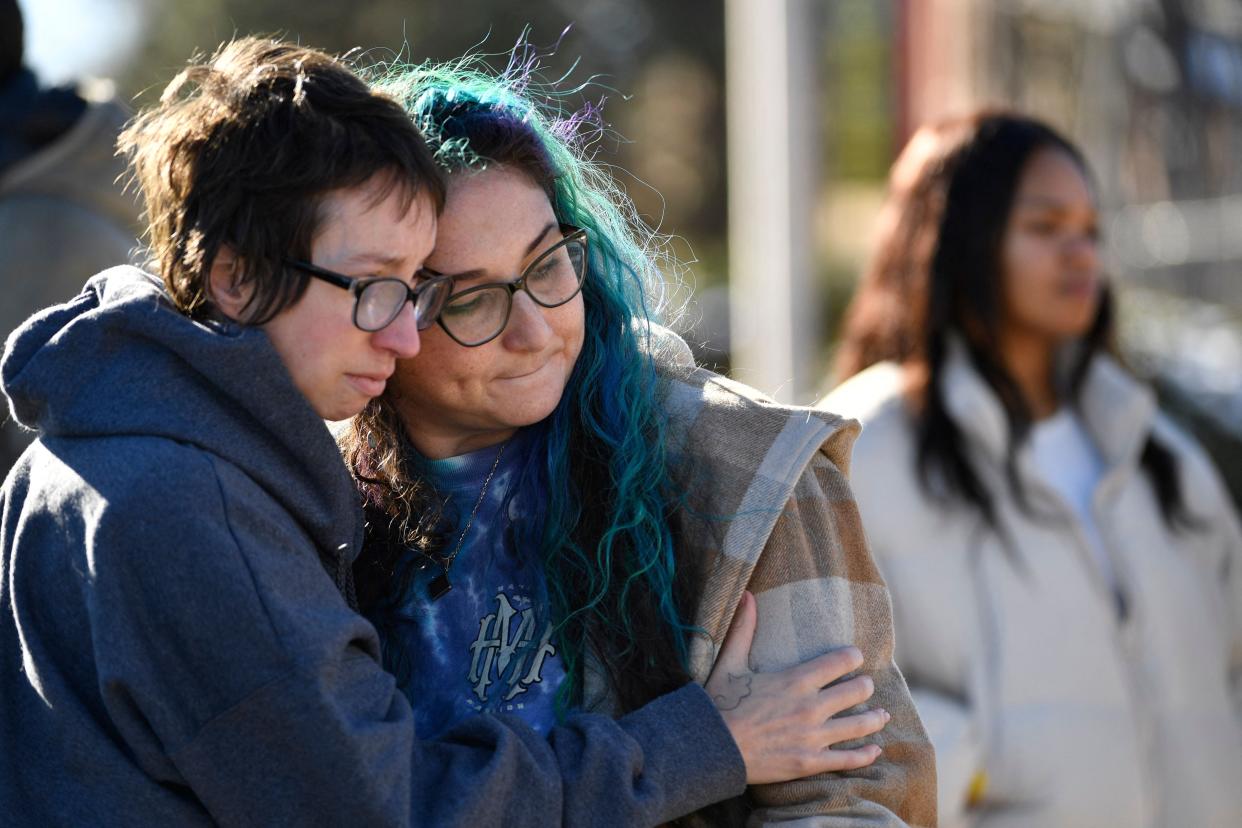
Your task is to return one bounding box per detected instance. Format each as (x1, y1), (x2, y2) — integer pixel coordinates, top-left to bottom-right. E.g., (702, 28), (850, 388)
(440, 237), (586, 345)
(354, 278), (452, 332)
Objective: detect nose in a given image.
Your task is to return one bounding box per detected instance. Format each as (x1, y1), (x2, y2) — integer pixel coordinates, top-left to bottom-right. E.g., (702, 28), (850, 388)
(1065, 232), (1099, 269)
(502, 290), (554, 352)
(371, 300), (422, 359)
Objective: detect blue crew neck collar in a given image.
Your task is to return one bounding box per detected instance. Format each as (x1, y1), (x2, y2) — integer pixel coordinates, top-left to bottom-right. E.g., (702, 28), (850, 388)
(412, 428), (533, 492)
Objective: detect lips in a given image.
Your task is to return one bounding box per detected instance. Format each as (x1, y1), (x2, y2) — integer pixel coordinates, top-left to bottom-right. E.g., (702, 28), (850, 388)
(1058, 275), (1098, 298)
(346, 373), (390, 398)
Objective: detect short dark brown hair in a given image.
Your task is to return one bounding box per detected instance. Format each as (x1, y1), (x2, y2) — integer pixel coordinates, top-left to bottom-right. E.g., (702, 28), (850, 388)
(120, 37), (445, 323)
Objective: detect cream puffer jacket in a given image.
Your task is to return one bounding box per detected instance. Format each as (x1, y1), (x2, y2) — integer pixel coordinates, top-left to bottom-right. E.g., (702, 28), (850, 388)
(821, 344), (1242, 828)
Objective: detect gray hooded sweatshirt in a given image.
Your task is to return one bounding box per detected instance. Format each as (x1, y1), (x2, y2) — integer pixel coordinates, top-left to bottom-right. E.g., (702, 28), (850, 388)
(0, 266), (745, 826)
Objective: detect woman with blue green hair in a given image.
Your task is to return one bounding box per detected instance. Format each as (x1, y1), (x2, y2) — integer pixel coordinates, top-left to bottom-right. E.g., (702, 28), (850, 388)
(340, 54), (936, 826)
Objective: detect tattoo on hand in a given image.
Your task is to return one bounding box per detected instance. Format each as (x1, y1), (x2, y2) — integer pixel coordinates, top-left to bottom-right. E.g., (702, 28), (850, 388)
(713, 672), (754, 711)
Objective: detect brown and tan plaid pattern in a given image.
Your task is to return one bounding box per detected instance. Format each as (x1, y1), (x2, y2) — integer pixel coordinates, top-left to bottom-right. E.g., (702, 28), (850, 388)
(626, 341), (937, 826)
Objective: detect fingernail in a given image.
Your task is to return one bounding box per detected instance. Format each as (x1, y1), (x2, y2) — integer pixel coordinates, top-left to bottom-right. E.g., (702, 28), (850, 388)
(882, 709), (891, 722)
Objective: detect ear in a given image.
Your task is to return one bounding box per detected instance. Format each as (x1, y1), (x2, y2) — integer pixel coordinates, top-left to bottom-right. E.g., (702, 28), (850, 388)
(207, 246), (253, 322)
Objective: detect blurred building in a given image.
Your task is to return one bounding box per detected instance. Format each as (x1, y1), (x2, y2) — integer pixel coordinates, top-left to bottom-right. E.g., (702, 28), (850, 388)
(900, 0), (1242, 305)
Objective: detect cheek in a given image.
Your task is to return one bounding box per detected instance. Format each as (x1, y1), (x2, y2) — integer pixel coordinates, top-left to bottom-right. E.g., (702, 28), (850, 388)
(1004, 234), (1048, 283)
(265, 321), (364, 420)
(391, 335), (485, 403)
(1002, 235), (1057, 312)
(411, 326), (456, 365)
(269, 311), (338, 386)
(559, 296), (587, 361)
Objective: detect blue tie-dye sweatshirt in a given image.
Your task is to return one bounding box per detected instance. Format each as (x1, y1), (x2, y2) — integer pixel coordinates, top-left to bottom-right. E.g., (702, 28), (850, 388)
(379, 429), (567, 737)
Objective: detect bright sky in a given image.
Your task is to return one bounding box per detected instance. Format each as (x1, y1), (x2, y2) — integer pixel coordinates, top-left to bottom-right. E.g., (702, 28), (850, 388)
(19, 0), (146, 85)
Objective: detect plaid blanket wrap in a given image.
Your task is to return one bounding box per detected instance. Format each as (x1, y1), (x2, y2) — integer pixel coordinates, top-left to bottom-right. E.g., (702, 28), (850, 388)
(584, 337), (937, 827)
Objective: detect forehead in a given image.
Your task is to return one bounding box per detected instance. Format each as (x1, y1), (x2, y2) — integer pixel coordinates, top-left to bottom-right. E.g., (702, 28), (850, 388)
(1015, 148), (1094, 206)
(311, 176), (437, 268)
(432, 166), (556, 252)
(318, 175), (429, 225)
(316, 178), (436, 242)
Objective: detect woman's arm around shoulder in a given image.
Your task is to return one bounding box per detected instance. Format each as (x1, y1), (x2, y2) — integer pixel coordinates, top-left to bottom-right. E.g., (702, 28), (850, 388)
(741, 448), (938, 827)
(85, 440), (745, 827)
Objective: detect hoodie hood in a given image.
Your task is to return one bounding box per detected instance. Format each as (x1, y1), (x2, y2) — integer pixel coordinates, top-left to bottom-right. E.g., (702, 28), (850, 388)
(1, 266), (362, 590)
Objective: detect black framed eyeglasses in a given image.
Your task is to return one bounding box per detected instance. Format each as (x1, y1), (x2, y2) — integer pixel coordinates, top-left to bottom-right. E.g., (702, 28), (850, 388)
(283, 259), (454, 333)
(433, 224), (588, 347)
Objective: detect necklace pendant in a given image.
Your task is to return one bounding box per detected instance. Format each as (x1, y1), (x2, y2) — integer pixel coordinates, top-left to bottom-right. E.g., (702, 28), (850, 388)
(427, 439), (507, 604)
(428, 572), (453, 601)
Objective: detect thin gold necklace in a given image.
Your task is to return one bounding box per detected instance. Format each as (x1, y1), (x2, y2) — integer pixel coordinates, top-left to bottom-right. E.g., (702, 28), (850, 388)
(427, 439), (508, 600)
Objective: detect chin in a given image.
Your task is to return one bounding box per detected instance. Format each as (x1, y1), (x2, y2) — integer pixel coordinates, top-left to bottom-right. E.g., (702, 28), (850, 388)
(1045, 301), (1099, 341)
(512, 406), (560, 430)
(503, 395), (563, 430)
(1064, 311), (1099, 339)
(315, 397), (367, 423)
(498, 373), (571, 421)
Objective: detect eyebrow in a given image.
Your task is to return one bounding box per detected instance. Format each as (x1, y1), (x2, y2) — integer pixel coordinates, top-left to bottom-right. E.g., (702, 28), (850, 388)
(331, 252), (414, 272)
(427, 222), (560, 282)
(1014, 196), (1095, 212)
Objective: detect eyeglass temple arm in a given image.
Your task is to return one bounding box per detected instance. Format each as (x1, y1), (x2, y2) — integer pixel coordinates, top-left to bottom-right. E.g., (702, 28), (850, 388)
(283, 259), (354, 291)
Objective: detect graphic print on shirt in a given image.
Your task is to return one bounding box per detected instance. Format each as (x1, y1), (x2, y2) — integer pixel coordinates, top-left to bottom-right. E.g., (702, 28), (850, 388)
(466, 587), (558, 708)
(377, 432), (567, 736)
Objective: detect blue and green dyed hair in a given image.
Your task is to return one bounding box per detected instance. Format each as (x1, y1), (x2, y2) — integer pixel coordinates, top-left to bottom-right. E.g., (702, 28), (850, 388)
(346, 45), (697, 713)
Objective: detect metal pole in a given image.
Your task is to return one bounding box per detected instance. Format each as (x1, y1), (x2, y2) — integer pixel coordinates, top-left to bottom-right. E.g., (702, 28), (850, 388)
(725, 0), (817, 403)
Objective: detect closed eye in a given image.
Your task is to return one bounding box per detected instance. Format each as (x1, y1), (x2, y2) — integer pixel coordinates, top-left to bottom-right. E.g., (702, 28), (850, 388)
(443, 293), (488, 316)
(527, 260), (558, 282)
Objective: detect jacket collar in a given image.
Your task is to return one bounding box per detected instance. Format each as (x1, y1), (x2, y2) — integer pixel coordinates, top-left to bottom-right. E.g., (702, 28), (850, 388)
(940, 334), (1156, 472)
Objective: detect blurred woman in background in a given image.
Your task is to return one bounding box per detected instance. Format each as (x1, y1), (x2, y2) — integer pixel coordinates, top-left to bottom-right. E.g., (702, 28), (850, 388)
(338, 54), (937, 826)
(823, 111), (1242, 827)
